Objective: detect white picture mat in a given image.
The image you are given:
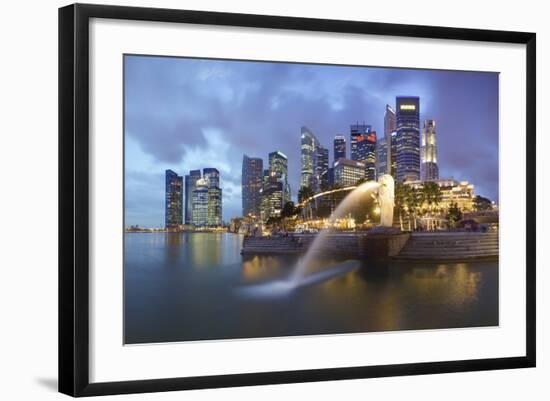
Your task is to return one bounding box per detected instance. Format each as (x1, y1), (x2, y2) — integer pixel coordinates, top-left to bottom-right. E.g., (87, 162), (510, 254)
(89, 18), (526, 383)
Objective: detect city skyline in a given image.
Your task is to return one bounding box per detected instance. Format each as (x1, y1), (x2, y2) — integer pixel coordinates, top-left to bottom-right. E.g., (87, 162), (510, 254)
(125, 55), (498, 227)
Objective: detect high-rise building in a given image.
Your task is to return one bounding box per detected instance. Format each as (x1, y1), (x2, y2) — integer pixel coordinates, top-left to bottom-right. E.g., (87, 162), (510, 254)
(333, 158), (366, 187)
(203, 167), (220, 188)
(192, 178), (209, 227)
(350, 123), (371, 162)
(268, 151), (290, 204)
(184, 170), (201, 225)
(333, 135), (346, 161)
(300, 126), (319, 190)
(260, 175), (284, 222)
(376, 137), (389, 177)
(165, 169), (183, 229)
(421, 119), (439, 181)
(203, 168), (222, 227)
(384, 105), (396, 177)
(350, 124), (376, 181)
(395, 96), (420, 182)
(241, 155), (263, 218)
(315, 145), (329, 192)
(327, 167), (334, 188)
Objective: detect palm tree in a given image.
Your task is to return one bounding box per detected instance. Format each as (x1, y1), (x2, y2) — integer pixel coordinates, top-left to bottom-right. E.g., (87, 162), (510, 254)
(422, 181), (443, 230)
(394, 183), (407, 231)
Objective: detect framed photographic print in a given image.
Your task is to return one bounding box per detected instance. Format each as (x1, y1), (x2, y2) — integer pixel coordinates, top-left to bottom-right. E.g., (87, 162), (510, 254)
(58, 3), (536, 397)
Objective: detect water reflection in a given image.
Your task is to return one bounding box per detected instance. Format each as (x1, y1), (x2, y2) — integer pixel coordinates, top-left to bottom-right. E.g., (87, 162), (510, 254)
(124, 233), (498, 344)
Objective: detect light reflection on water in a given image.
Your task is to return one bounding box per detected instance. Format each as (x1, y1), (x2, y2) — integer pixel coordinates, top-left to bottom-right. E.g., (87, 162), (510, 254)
(124, 232), (498, 344)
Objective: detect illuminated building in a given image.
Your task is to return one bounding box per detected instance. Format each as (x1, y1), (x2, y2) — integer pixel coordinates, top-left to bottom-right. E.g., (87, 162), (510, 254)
(333, 134), (346, 161)
(165, 169), (183, 229)
(384, 105), (396, 177)
(184, 169), (201, 224)
(203, 168), (222, 227)
(404, 178), (475, 211)
(376, 136), (389, 176)
(395, 96), (420, 182)
(327, 167), (334, 188)
(314, 145), (329, 192)
(421, 119), (439, 181)
(301, 126), (319, 190)
(350, 124), (376, 181)
(268, 151), (291, 204)
(242, 155), (263, 218)
(260, 175), (284, 221)
(192, 178), (209, 227)
(334, 158), (366, 187)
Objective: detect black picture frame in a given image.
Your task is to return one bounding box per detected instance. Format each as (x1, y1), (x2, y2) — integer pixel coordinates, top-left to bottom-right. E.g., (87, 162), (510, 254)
(59, 3), (536, 397)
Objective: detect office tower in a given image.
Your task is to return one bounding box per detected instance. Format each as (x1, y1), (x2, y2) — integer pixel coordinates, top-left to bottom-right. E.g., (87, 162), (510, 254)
(350, 123), (372, 162)
(315, 145), (329, 192)
(421, 119), (439, 181)
(384, 105), (397, 177)
(300, 126), (319, 190)
(395, 96), (421, 182)
(184, 170), (201, 224)
(192, 178), (209, 227)
(333, 135), (346, 161)
(260, 175), (284, 222)
(203, 167), (220, 188)
(327, 167), (334, 188)
(333, 158), (366, 187)
(203, 168), (222, 227)
(268, 151), (291, 204)
(376, 137), (389, 176)
(165, 169), (183, 229)
(241, 155), (263, 218)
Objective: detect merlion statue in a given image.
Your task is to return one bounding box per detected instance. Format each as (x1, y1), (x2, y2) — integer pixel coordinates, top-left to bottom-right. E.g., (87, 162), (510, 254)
(377, 174), (394, 227)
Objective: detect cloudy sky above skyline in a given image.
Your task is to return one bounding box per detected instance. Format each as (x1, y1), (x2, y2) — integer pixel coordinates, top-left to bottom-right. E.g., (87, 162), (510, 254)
(124, 55), (499, 227)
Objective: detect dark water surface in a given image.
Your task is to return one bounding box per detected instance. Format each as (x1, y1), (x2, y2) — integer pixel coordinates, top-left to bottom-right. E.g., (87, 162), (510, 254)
(124, 232), (498, 344)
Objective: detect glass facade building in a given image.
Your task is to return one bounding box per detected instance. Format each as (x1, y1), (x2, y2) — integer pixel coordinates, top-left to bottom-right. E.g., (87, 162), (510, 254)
(203, 168), (222, 227)
(350, 124), (376, 181)
(165, 169), (183, 229)
(421, 119), (439, 181)
(300, 126), (319, 190)
(333, 158), (366, 187)
(192, 178), (209, 227)
(268, 151), (290, 205)
(384, 105), (397, 178)
(376, 137), (389, 176)
(333, 135), (346, 161)
(241, 155), (264, 218)
(184, 170), (201, 225)
(314, 145), (329, 192)
(395, 96), (421, 182)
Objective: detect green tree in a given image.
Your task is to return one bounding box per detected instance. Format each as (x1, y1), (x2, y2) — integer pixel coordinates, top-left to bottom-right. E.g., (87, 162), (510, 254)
(447, 201), (463, 228)
(473, 195), (492, 211)
(422, 181), (443, 230)
(394, 183), (407, 230)
(298, 186), (314, 204)
(280, 201), (296, 218)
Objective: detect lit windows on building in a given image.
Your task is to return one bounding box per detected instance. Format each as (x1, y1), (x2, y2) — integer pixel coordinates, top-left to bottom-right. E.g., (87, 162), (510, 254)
(242, 155), (263, 218)
(421, 119), (439, 181)
(165, 169), (183, 229)
(395, 96), (421, 182)
(184, 170), (201, 225)
(192, 178), (209, 227)
(333, 158), (366, 187)
(333, 134), (346, 161)
(404, 178), (475, 211)
(300, 126), (319, 190)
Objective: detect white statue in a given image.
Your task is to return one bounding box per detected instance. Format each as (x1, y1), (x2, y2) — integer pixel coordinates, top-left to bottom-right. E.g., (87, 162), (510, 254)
(377, 174), (395, 227)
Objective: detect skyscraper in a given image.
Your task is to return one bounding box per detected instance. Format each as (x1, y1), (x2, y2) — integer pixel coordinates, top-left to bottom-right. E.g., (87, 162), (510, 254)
(268, 151), (290, 204)
(165, 169), (183, 229)
(241, 155), (263, 218)
(260, 175), (284, 222)
(421, 119), (439, 181)
(350, 123), (371, 162)
(300, 126), (319, 190)
(192, 178), (209, 227)
(376, 137), (389, 177)
(184, 170), (201, 225)
(333, 135), (346, 161)
(350, 124), (376, 181)
(384, 105), (396, 177)
(395, 96), (420, 182)
(314, 145), (329, 192)
(203, 168), (222, 227)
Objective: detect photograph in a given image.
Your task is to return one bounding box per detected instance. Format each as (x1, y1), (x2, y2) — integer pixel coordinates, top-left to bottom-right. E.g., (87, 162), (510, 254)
(123, 55), (500, 344)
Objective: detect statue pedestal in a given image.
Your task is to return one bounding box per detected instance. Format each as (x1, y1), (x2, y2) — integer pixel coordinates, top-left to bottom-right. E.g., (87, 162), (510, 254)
(358, 231), (410, 258)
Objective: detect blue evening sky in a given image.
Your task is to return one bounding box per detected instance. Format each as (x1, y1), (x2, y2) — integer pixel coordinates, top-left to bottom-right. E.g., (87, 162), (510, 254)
(124, 55), (499, 228)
